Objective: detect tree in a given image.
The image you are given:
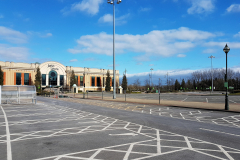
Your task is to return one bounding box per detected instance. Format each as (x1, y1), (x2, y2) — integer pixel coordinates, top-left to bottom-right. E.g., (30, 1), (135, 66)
(35, 67), (41, 92)
(144, 79), (151, 91)
(133, 78), (141, 90)
(174, 79), (180, 90)
(105, 70), (111, 91)
(122, 73), (127, 91)
(0, 66), (3, 85)
(181, 79), (186, 89)
(70, 70), (76, 87)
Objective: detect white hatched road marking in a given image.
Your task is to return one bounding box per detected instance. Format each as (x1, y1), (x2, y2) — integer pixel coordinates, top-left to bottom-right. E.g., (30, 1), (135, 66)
(200, 128), (240, 137)
(182, 97), (188, 102)
(21, 104), (240, 160)
(1, 106), (12, 160)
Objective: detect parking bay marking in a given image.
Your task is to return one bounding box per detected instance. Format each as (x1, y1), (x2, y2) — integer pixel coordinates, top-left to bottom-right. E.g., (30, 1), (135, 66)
(109, 133), (138, 136)
(200, 128), (240, 137)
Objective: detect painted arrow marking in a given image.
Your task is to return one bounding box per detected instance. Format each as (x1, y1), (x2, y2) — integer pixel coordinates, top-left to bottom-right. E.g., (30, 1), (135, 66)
(109, 133), (138, 136)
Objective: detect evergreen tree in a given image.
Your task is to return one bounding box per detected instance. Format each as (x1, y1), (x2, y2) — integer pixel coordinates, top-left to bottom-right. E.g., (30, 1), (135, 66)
(181, 79), (186, 89)
(105, 70), (111, 91)
(122, 73), (127, 91)
(35, 67), (41, 92)
(174, 79), (180, 90)
(70, 70), (76, 87)
(0, 66), (3, 85)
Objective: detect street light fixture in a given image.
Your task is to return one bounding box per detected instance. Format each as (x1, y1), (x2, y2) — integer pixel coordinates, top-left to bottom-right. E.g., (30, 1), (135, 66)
(107, 0), (122, 99)
(223, 44), (230, 110)
(150, 68), (154, 87)
(208, 55), (215, 93)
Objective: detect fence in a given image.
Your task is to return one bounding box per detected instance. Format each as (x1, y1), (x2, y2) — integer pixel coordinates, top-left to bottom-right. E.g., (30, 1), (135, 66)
(0, 85), (37, 104)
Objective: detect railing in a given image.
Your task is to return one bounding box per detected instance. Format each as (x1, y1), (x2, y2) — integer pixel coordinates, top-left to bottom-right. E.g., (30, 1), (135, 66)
(0, 85), (37, 104)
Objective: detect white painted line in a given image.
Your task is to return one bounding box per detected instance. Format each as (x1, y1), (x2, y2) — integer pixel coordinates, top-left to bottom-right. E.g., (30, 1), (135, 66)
(218, 145), (234, 160)
(1, 106), (12, 160)
(184, 136), (192, 150)
(156, 130), (161, 153)
(182, 97), (188, 102)
(137, 125), (142, 133)
(123, 144), (134, 160)
(229, 100), (237, 103)
(109, 133), (138, 136)
(200, 128), (240, 137)
(124, 122), (130, 129)
(88, 149), (103, 160)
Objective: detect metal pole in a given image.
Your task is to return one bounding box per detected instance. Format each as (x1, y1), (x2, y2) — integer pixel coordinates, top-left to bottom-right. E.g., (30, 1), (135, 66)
(125, 90), (126, 101)
(113, 1), (116, 99)
(102, 91), (103, 100)
(211, 57), (213, 93)
(159, 89), (160, 104)
(225, 53), (229, 110)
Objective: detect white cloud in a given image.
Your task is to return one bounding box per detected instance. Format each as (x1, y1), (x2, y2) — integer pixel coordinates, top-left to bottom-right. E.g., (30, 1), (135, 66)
(126, 69), (196, 78)
(149, 64), (154, 66)
(234, 32), (240, 38)
(70, 59), (78, 62)
(187, 0), (215, 15)
(68, 27), (216, 61)
(0, 44), (30, 61)
(98, 13), (130, 25)
(227, 4), (240, 13)
(203, 48), (216, 53)
(61, 0), (104, 16)
(0, 26), (28, 43)
(177, 54), (186, 57)
(0, 14), (4, 18)
(204, 42), (240, 49)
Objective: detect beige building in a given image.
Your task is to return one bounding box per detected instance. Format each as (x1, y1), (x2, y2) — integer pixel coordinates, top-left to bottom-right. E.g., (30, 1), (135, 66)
(0, 61), (119, 92)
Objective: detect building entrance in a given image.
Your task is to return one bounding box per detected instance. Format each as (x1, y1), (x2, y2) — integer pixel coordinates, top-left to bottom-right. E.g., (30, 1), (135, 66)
(49, 70), (57, 86)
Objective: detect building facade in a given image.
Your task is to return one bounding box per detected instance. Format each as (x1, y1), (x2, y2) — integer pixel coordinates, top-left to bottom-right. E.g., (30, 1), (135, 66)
(0, 61), (119, 92)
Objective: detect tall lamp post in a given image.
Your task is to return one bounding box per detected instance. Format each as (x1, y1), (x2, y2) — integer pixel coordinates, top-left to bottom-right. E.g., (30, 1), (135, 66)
(150, 68), (154, 87)
(107, 0), (122, 99)
(223, 44), (230, 110)
(208, 55), (215, 93)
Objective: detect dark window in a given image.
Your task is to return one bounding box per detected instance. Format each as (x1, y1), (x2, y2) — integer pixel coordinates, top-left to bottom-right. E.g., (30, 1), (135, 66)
(42, 74), (46, 85)
(92, 76), (95, 86)
(49, 70), (57, 86)
(16, 73), (21, 85)
(24, 73), (29, 85)
(97, 77), (101, 87)
(75, 76), (78, 85)
(103, 77), (105, 87)
(60, 75), (64, 86)
(80, 76), (83, 86)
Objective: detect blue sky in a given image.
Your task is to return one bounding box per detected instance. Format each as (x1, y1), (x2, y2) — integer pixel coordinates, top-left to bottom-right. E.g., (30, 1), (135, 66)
(0, 0), (240, 84)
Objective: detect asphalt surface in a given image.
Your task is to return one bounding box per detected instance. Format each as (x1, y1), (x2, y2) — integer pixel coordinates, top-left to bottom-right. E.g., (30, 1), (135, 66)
(83, 92), (240, 104)
(0, 97), (240, 160)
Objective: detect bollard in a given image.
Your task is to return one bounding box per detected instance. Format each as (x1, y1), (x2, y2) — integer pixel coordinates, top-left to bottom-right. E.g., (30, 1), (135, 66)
(87, 91), (88, 99)
(102, 91), (103, 100)
(83, 92), (85, 99)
